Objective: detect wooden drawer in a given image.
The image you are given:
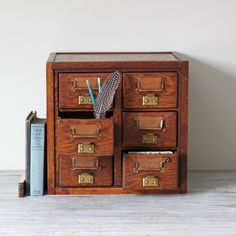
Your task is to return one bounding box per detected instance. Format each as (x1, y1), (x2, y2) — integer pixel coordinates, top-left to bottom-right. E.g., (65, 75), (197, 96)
(123, 72), (177, 109)
(57, 119), (114, 156)
(123, 152), (178, 190)
(58, 155), (113, 187)
(59, 73), (110, 110)
(123, 112), (177, 148)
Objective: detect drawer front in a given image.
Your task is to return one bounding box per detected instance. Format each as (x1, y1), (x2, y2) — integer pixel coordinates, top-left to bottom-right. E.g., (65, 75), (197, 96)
(59, 73), (110, 110)
(57, 119), (114, 156)
(123, 112), (177, 148)
(123, 72), (177, 109)
(58, 155), (113, 187)
(123, 153), (178, 190)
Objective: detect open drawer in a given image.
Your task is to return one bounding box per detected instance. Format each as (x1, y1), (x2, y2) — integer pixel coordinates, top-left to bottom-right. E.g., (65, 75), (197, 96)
(123, 152), (178, 190)
(57, 118), (114, 156)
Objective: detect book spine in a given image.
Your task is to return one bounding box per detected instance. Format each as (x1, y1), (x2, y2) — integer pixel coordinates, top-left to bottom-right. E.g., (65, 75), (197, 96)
(30, 124), (45, 196)
(25, 119), (31, 195)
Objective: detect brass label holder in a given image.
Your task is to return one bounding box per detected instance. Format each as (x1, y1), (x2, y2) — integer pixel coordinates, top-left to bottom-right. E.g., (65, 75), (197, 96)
(142, 93), (158, 106)
(78, 94), (92, 105)
(143, 176), (159, 187)
(142, 133), (158, 144)
(78, 172), (94, 184)
(78, 142), (95, 154)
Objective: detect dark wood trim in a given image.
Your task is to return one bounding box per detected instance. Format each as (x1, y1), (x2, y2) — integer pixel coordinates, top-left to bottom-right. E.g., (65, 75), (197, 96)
(46, 62), (55, 194)
(179, 61), (189, 193)
(55, 187), (181, 195)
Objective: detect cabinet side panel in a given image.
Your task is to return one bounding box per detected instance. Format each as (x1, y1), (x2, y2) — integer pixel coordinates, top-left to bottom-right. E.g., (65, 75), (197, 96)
(113, 75), (122, 186)
(47, 62), (55, 194)
(179, 62), (188, 193)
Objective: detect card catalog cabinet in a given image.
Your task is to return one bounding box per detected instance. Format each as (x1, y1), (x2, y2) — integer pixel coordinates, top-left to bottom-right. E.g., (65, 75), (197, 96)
(47, 52), (188, 194)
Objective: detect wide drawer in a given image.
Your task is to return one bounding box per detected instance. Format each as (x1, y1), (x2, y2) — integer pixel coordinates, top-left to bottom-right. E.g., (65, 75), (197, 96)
(123, 72), (177, 109)
(57, 119), (114, 156)
(123, 152), (178, 190)
(123, 112), (177, 148)
(58, 155), (113, 187)
(59, 73), (110, 110)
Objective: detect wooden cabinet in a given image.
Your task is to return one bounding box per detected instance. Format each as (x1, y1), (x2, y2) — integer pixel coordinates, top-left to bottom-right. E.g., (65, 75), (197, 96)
(47, 52), (188, 194)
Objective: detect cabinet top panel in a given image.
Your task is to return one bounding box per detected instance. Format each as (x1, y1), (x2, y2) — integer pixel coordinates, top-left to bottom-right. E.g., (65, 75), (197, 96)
(49, 52), (186, 62)
(47, 52), (188, 70)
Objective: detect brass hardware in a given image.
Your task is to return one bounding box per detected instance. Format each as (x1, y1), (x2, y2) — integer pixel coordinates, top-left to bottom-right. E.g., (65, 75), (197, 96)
(70, 125), (101, 139)
(136, 116), (164, 131)
(142, 133), (158, 144)
(136, 78), (165, 93)
(78, 142), (95, 154)
(71, 157), (101, 171)
(143, 176), (159, 187)
(142, 94), (158, 106)
(78, 94), (92, 105)
(71, 78), (99, 92)
(133, 157), (171, 174)
(78, 172), (94, 184)
(160, 157), (171, 171)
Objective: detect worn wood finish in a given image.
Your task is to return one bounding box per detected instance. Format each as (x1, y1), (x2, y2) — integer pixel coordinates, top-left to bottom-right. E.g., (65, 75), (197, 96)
(123, 112), (177, 148)
(46, 60), (55, 194)
(58, 155), (113, 187)
(2, 171), (236, 235)
(47, 52), (188, 194)
(123, 153), (178, 190)
(57, 119), (114, 156)
(59, 73), (110, 110)
(113, 80), (123, 186)
(123, 72), (178, 109)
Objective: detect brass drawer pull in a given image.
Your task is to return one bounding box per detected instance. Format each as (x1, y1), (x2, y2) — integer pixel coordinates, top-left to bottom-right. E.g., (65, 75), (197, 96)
(71, 157), (101, 171)
(78, 142), (95, 154)
(136, 116), (165, 131)
(135, 78), (165, 93)
(71, 78), (99, 92)
(142, 133), (158, 144)
(78, 94), (92, 105)
(143, 176), (159, 187)
(143, 93), (159, 106)
(70, 125), (101, 139)
(133, 157), (171, 173)
(78, 172), (94, 184)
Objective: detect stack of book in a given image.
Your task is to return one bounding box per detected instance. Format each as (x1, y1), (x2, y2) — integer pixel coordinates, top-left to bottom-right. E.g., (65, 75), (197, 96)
(18, 111), (46, 197)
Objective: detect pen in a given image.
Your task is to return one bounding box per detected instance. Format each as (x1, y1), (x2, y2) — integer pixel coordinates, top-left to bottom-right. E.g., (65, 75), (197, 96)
(98, 77), (101, 93)
(86, 80), (95, 106)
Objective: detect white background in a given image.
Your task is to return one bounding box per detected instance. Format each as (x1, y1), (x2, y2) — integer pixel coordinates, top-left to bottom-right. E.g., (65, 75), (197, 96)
(0, 0), (236, 170)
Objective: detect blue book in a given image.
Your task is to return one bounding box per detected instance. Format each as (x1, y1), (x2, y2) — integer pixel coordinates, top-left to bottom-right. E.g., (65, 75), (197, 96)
(30, 117), (46, 196)
(25, 111), (37, 196)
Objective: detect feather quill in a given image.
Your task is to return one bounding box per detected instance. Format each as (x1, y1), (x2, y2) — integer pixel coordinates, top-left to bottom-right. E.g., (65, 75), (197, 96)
(94, 71), (121, 119)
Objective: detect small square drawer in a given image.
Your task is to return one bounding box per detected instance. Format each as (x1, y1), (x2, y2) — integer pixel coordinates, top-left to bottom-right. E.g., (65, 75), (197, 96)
(123, 112), (177, 148)
(123, 72), (177, 109)
(57, 119), (114, 156)
(123, 152), (178, 190)
(59, 73), (110, 110)
(58, 155), (113, 187)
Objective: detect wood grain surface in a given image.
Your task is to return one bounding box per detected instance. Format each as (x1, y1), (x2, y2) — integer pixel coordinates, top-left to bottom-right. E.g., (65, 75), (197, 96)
(47, 52), (188, 194)
(123, 72), (178, 109)
(57, 119), (114, 156)
(122, 112), (177, 148)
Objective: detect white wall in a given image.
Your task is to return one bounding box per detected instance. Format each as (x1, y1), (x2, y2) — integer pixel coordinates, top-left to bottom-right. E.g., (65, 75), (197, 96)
(0, 0), (236, 170)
